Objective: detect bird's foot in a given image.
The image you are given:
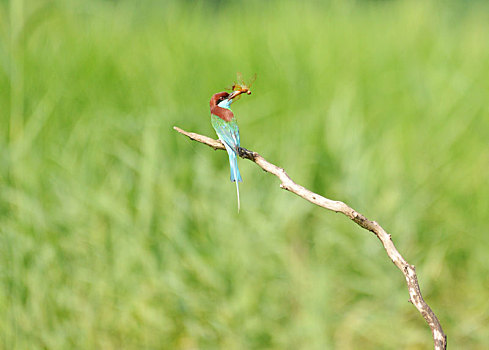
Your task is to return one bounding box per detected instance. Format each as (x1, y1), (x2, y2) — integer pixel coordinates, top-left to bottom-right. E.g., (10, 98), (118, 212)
(237, 147), (254, 160)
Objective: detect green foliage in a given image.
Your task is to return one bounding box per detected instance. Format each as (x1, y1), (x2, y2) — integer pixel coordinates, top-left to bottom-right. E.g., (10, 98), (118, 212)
(1, 0), (489, 348)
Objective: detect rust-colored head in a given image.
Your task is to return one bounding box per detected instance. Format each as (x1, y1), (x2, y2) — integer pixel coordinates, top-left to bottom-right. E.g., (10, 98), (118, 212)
(210, 91), (234, 122)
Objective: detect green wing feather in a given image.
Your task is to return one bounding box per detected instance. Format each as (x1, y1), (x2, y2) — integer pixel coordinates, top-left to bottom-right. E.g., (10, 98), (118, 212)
(211, 115), (240, 150)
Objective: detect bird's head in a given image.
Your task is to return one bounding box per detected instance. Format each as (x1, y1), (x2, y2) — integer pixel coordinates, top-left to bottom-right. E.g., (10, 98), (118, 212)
(210, 87), (251, 122)
(210, 91), (234, 122)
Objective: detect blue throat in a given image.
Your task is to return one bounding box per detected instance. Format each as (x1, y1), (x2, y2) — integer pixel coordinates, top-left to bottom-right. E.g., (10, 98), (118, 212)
(218, 99), (232, 109)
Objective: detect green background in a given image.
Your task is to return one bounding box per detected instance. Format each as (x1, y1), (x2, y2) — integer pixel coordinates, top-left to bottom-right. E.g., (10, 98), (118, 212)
(1, 0), (488, 348)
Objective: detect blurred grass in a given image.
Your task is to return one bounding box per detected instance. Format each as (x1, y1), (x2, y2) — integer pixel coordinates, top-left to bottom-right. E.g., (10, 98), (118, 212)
(1, 0), (489, 348)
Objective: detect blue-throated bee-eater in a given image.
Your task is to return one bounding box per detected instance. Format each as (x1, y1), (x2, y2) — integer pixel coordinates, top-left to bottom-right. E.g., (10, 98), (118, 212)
(209, 75), (254, 212)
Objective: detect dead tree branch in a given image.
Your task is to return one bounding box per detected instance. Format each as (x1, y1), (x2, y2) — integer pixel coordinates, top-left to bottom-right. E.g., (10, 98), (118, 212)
(173, 126), (447, 350)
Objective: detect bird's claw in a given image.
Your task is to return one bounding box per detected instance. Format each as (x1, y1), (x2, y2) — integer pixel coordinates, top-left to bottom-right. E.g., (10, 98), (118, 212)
(237, 146), (254, 160)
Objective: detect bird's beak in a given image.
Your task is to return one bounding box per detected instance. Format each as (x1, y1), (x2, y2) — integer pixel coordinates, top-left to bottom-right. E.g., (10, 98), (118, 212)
(228, 90), (243, 100)
(228, 88), (251, 100)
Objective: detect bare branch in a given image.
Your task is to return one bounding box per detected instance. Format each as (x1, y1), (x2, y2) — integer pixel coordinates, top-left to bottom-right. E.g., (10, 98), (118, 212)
(173, 126), (447, 350)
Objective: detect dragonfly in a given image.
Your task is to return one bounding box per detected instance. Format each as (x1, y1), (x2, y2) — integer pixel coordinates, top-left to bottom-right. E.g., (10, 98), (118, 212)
(226, 72), (256, 101)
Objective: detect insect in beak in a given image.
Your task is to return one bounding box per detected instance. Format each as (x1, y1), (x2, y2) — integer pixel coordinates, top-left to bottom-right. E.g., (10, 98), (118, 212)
(228, 90), (249, 100)
(226, 72), (256, 101)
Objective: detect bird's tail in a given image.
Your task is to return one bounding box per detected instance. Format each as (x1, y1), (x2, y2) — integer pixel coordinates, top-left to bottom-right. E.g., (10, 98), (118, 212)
(228, 150), (242, 212)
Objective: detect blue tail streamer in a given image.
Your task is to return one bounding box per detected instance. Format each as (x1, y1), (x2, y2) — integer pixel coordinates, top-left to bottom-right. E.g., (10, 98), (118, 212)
(228, 151), (242, 183)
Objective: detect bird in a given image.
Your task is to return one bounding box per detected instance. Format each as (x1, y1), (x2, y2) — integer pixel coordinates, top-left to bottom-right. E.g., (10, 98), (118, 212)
(209, 89), (248, 212)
